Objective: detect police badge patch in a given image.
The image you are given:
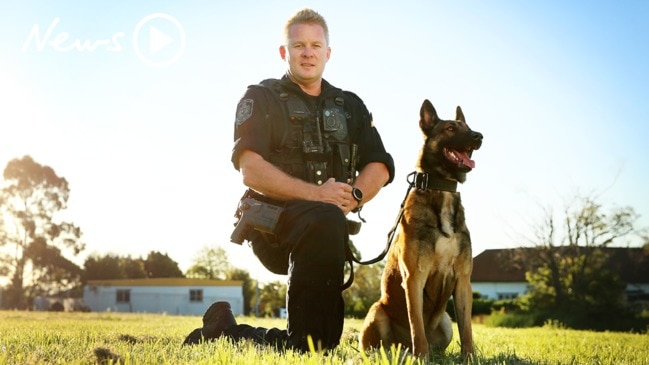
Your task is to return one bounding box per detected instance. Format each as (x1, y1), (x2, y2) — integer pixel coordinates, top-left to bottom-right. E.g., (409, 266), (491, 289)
(235, 99), (254, 125)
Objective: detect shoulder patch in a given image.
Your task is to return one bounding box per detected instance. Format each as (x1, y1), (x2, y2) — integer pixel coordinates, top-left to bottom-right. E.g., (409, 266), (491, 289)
(235, 99), (254, 125)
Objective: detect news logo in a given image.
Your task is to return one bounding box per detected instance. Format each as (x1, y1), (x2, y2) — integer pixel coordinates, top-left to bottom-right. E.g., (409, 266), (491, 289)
(21, 13), (186, 68)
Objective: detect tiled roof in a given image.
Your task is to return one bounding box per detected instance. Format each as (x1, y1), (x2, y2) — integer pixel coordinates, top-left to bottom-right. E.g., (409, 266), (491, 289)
(471, 249), (527, 282)
(471, 247), (649, 283)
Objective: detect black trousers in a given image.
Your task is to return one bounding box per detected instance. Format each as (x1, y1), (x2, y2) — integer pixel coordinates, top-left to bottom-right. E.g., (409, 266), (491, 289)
(229, 200), (348, 352)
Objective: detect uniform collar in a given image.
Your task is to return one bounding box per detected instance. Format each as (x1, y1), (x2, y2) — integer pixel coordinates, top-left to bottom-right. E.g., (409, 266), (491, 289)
(280, 74), (334, 97)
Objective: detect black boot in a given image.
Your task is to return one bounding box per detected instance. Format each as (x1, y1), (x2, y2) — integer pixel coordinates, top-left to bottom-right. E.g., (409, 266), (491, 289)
(227, 325), (289, 350)
(182, 301), (237, 345)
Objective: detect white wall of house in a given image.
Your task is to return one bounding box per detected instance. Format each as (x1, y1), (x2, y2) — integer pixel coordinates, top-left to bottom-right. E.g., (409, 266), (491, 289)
(625, 283), (649, 303)
(473, 282), (649, 301)
(83, 282), (243, 316)
(471, 282), (528, 300)
(627, 283), (649, 293)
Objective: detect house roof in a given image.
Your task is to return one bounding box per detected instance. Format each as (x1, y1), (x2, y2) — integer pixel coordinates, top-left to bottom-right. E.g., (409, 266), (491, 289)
(471, 249), (527, 282)
(86, 278), (243, 287)
(471, 247), (649, 284)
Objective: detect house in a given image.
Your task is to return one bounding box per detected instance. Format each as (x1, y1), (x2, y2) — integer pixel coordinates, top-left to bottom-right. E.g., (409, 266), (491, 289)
(83, 278), (244, 315)
(471, 247), (649, 303)
(470, 249), (529, 300)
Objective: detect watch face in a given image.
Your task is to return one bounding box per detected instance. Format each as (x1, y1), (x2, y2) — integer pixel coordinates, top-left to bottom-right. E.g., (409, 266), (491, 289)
(353, 188), (363, 202)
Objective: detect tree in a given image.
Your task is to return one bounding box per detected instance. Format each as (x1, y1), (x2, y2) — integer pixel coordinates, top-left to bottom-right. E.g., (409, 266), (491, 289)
(0, 156), (84, 308)
(120, 256), (147, 279)
(257, 281), (287, 317)
(342, 239), (384, 318)
(185, 245), (232, 279)
(228, 268), (255, 315)
(83, 254), (146, 281)
(83, 254), (122, 281)
(343, 261), (383, 318)
(144, 251), (183, 278)
(509, 194), (638, 319)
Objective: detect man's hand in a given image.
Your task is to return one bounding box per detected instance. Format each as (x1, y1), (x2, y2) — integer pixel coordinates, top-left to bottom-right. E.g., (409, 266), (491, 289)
(238, 150), (380, 214)
(317, 178), (355, 214)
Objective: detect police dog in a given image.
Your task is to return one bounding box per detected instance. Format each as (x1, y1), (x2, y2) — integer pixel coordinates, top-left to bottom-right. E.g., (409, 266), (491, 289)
(360, 99), (483, 359)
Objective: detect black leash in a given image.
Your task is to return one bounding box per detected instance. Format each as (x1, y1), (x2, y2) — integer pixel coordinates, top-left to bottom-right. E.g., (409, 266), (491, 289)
(353, 171), (457, 265)
(341, 171), (457, 289)
(350, 172), (417, 265)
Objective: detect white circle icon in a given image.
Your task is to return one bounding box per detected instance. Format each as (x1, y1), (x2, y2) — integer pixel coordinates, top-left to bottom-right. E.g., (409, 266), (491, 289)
(133, 13), (186, 68)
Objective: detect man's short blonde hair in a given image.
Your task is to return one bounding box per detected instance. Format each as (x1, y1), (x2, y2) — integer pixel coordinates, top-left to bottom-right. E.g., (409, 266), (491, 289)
(284, 8), (329, 45)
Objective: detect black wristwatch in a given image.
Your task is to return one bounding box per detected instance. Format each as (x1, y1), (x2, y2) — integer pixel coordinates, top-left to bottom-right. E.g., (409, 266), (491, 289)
(351, 187), (363, 208)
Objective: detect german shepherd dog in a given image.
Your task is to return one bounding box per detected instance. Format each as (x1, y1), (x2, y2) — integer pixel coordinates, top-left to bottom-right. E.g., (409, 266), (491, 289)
(360, 100), (483, 359)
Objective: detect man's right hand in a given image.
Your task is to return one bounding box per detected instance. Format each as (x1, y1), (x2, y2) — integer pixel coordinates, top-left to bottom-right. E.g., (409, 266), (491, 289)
(239, 150), (357, 213)
(317, 178), (354, 214)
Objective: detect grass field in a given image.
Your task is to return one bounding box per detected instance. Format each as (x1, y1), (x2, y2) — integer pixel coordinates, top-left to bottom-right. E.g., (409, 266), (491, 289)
(0, 310), (647, 364)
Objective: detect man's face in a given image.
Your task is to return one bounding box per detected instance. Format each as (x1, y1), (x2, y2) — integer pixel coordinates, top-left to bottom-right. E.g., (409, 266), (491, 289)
(280, 23), (331, 87)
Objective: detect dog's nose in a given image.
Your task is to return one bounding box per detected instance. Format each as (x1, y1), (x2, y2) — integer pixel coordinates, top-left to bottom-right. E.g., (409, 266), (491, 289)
(472, 131), (483, 141)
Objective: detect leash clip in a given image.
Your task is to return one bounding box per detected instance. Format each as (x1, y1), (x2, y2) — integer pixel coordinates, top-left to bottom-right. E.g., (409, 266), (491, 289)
(408, 171), (428, 190)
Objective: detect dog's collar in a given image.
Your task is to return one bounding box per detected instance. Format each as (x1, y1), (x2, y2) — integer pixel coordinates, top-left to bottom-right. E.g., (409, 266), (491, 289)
(408, 171), (457, 192)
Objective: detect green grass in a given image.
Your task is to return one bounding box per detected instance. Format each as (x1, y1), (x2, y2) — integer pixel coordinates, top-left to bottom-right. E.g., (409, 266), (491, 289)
(0, 311), (647, 364)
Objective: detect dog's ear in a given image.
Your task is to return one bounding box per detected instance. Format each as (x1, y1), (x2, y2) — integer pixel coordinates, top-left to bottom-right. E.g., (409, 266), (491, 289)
(420, 99), (439, 133)
(456, 106), (465, 123)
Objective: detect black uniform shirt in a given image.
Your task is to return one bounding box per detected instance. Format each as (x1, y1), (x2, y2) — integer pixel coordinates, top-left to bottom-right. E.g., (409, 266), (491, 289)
(231, 74), (395, 185)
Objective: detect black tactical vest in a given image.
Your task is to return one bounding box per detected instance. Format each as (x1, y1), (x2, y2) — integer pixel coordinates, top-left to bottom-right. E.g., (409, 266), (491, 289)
(255, 79), (356, 185)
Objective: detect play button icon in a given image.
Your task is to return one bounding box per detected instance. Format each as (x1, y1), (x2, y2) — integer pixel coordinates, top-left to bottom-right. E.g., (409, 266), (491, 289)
(133, 13), (185, 68)
(149, 25), (173, 53)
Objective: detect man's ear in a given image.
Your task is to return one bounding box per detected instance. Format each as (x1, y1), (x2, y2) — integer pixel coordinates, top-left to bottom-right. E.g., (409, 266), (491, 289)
(279, 45), (287, 60)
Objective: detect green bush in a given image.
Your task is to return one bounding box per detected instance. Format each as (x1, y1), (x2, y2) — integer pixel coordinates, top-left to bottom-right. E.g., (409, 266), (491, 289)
(484, 308), (538, 328)
(546, 310), (649, 333)
(446, 298), (497, 321)
(484, 307), (649, 333)
(472, 299), (493, 316)
(491, 299), (522, 312)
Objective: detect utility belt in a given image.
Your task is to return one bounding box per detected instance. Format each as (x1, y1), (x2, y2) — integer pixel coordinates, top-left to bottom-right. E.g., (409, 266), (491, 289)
(229, 189), (361, 245)
(230, 190), (284, 245)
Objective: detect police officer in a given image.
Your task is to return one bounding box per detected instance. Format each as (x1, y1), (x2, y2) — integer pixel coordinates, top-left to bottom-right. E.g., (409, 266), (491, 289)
(183, 8), (394, 352)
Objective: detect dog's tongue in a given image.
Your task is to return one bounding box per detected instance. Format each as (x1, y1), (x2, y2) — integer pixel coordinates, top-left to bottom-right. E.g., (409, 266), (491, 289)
(455, 150), (476, 169)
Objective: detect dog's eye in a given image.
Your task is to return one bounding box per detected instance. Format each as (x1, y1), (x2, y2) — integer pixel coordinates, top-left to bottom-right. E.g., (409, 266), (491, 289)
(446, 126), (455, 132)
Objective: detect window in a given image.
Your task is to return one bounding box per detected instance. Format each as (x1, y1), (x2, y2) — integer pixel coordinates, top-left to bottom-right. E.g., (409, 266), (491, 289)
(116, 289), (130, 303)
(497, 292), (518, 300)
(190, 289), (203, 302)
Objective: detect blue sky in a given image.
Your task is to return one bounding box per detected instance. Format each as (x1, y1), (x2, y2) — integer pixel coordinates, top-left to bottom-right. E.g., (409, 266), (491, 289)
(1, 1), (648, 283)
